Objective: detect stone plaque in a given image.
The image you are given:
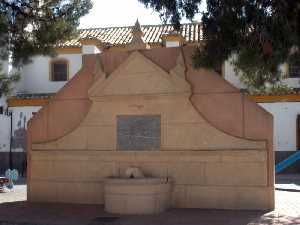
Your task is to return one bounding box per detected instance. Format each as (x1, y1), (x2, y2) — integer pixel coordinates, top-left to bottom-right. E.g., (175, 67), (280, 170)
(117, 115), (161, 151)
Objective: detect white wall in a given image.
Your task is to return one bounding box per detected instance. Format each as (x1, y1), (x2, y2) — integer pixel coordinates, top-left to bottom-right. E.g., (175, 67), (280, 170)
(18, 54), (82, 94)
(0, 115), (10, 152)
(224, 60), (300, 153)
(282, 78), (300, 88)
(224, 61), (246, 89)
(166, 41), (180, 48)
(82, 45), (101, 54)
(260, 102), (300, 152)
(0, 52), (83, 154)
(0, 96), (7, 109)
(10, 106), (41, 152)
(0, 59), (8, 75)
(0, 106), (41, 153)
(0, 53), (9, 151)
(0, 59), (9, 109)
(279, 64), (300, 88)
(224, 62), (300, 90)
(11, 106), (41, 130)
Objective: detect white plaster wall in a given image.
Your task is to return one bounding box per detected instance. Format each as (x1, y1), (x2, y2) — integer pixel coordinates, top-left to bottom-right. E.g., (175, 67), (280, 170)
(10, 106), (41, 152)
(11, 106), (41, 129)
(82, 45), (101, 54)
(0, 96), (7, 109)
(166, 41), (180, 48)
(0, 59), (9, 75)
(0, 59), (9, 109)
(0, 106), (40, 153)
(279, 64), (300, 88)
(224, 62), (300, 89)
(18, 54), (82, 94)
(282, 78), (300, 88)
(0, 56), (22, 96)
(0, 114), (10, 152)
(260, 102), (300, 152)
(224, 61), (246, 89)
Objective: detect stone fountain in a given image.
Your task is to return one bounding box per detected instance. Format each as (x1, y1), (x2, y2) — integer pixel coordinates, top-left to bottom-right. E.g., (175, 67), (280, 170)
(104, 167), (172, 215)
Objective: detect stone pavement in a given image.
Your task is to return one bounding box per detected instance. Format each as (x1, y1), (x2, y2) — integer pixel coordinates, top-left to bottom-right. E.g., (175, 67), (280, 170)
(0, 175), (299, 225)
(0, 184), (26, 203)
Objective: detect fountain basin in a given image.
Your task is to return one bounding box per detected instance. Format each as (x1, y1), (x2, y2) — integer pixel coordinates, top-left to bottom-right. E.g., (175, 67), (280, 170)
(104, 178), (172, 215)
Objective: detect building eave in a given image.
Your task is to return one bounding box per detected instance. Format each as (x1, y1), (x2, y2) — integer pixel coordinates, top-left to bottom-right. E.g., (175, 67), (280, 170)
(248, 94), (300, 103)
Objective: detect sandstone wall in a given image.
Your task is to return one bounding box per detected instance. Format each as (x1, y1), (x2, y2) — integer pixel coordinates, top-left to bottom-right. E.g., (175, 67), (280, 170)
(27, 47), (274, 210)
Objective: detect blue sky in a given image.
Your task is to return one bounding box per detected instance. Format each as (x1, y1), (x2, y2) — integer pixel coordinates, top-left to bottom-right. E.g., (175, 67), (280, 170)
(79, 0), (205, 29)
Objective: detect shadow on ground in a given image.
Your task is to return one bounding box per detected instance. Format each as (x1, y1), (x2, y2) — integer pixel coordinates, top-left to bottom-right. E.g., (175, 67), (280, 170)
(0, 201), (295, 225)
(276, 174), (300, 192)
(0, 175), (299, 225)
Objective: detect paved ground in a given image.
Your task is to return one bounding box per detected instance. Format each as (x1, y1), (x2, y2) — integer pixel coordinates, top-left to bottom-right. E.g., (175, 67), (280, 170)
(0, 184), (26, 203)
(0, 175), (299, 225)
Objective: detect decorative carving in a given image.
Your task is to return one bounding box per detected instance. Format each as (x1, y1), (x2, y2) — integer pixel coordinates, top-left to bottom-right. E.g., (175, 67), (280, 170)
(128, 19), (150, 50)
(124, 167), (145, 178)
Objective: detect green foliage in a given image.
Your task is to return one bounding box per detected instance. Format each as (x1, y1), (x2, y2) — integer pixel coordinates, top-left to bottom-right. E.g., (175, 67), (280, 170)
(0, 64), (20, 97)
(231, 44), (286, 92)
(267, 83), (294, 96)
(140, 0), (300, 93)
(0, 0), (92, 96)
(138, 0), (202, 30)
(0, 0), (92, 66)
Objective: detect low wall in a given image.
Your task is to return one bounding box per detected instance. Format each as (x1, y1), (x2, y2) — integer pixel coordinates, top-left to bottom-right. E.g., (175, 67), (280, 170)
(30, 150), (271, 209)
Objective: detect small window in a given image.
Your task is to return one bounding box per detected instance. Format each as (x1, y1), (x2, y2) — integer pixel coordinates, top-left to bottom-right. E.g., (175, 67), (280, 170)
(50, 59), (68, 81)
(288, 63), (300, 78)
(0, 106), (3, 115)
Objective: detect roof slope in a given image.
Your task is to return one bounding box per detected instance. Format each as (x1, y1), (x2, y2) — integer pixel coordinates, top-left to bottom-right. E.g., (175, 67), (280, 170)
(57, 23), (202, 48)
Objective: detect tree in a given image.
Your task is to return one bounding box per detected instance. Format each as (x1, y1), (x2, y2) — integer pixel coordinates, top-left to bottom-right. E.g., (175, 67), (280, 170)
(139, 0), (300, 94)
(139, 0), (202, 30)
(0, 0), (92, 95)
(0, 65), (20, 98)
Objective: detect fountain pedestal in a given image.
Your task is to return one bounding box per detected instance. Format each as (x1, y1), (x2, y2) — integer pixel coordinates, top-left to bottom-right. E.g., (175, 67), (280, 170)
(104, 178), (172, 215)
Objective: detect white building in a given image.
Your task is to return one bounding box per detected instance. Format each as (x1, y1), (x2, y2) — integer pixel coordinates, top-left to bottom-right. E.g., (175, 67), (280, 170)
(224, 59), (300, 173)
(0, 21), (299, 174)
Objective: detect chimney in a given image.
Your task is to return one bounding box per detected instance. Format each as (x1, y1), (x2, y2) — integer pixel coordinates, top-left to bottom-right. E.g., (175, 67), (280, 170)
(161, 30), (185, 48)
(127, 19), (150, 50)
(79, 35), (102, 54)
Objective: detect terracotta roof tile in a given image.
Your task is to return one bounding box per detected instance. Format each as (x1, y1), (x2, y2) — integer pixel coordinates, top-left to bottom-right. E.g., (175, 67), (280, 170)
(57, 23), (201, 48)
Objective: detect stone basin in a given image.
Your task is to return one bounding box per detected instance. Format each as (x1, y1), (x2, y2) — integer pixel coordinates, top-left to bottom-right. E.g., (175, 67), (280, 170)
(104, 178), (172, 215)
